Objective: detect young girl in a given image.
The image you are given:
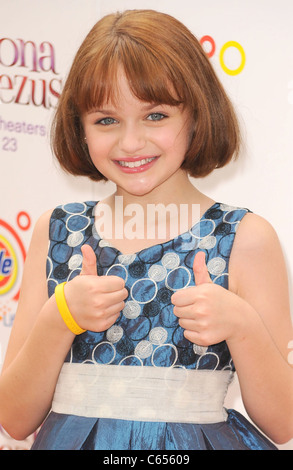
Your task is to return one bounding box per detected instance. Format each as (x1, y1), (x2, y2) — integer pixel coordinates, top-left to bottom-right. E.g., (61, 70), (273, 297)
(0, 10), (292, 450)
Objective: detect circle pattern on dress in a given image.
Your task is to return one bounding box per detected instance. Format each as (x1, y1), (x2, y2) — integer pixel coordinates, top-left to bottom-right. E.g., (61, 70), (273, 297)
(47, 201), (250, 372)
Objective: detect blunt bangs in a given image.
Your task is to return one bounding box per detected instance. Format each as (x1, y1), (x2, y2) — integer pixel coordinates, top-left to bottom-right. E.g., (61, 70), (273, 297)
(74, 35), (185, 114)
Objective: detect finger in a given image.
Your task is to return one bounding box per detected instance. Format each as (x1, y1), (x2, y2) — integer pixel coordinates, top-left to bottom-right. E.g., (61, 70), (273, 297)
(80, 245), (98, 276)
(171, 282), (204, 307)
(97, 276), (126, 292)
(102, 287), (128, 304)
(183, 329), (206, 345)
(103, 300), (126, 317)
(193, 251), (212, 286)
(173, 304), (195, 319)
(98, 311), (123, 332)
(178, 318), (198, 331)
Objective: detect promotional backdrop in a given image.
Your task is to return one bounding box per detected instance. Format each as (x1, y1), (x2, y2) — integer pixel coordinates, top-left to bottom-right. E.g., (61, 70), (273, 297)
(1, 0), (292, 450)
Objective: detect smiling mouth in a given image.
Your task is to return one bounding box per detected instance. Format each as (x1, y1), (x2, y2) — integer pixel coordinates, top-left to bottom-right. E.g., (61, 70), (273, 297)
(117, 157), (157, 168)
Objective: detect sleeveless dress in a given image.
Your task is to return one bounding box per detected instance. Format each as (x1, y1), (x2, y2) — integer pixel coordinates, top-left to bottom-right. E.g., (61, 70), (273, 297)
(31, 201), (277, 450)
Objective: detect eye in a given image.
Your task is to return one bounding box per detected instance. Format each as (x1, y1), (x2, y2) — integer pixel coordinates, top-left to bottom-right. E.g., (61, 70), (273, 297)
(146, 112), (167, 122)
(96, 117), (117, 126)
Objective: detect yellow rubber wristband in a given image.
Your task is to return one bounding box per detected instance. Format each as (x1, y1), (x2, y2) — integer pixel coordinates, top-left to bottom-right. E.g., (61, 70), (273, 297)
(55, 282), (86, 335)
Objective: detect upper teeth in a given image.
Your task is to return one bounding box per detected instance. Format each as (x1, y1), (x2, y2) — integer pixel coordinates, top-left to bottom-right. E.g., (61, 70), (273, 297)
(119, 157), (155, 168)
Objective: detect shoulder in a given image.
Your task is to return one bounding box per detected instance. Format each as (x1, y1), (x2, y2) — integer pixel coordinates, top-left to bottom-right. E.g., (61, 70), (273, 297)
(30, 208), (54, 246)
(35, 207), (54, 228)
(21, 208), (55, 281)
(229, 211), (286, 294)
(13, 209), (55, 330)
(233, 212), (280, 253)
(27, 203), (94, 246)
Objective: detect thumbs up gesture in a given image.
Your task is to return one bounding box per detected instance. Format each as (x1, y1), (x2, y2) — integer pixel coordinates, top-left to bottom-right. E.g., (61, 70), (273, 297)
(171, 251), (241, 346)
(80, 244), (98, 276)
(192, 251), (213, 286)
(64, 245), (128, 333)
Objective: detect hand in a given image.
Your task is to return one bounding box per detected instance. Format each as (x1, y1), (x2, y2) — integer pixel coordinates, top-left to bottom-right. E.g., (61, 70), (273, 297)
(171, 251), (245, 346)
(63, 245), (128, 332)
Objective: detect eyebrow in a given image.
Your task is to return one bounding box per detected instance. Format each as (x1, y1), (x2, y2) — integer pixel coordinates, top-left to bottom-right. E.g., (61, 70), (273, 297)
(88, 108), (114, 115)
(88, 103), (167, 115)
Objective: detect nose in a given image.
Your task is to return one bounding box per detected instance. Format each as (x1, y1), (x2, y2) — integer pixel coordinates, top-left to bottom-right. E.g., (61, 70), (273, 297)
(119, 122), (146, 155)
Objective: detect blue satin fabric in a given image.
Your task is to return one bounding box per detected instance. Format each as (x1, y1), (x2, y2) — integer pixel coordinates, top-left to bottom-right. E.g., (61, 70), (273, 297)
(31, 201), (277, 450)
(32, 410), (276, 450)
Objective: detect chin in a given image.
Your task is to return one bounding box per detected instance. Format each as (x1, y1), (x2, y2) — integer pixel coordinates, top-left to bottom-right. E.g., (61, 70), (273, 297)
(120, 183), (157, 198)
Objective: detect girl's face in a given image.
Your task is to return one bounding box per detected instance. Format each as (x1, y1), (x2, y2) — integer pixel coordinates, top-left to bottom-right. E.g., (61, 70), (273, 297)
(82, 71), (193, 199)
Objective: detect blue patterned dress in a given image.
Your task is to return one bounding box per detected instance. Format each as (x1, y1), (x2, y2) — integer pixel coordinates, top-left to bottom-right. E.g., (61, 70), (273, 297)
(31, 201), (277, 450)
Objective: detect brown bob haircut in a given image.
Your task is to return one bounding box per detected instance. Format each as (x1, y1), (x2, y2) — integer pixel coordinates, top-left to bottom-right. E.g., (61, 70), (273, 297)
(51, 9), (240, 181)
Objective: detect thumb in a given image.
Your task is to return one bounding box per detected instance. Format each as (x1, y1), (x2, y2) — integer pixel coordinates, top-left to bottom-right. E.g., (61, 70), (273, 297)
(193, 251), (212, 286)
(80, 245), (98, 276)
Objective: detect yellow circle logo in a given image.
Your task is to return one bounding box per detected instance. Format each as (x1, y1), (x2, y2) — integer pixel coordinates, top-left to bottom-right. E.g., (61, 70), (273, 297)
(219, 41), (246, 76)
(0, 234), (18, 295)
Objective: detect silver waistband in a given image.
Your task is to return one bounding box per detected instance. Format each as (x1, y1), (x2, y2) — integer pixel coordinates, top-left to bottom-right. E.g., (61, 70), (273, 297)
(52, 363), (234, 424)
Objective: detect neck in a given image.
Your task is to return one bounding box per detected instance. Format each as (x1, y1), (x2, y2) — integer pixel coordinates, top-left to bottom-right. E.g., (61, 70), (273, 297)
(94, 172), (215, 251)
(112, 171), (201, 209)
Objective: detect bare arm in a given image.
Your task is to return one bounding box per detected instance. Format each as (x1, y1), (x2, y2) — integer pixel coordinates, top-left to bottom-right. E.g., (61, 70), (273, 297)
(172, 213), (293, 444)
(228, 213), (293, 444)
(0, 212), (128, 440)
(0, 210), (75, 439)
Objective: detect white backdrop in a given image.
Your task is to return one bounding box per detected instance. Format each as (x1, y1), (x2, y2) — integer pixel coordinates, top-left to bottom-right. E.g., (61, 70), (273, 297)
(0, 0), (292, 450)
